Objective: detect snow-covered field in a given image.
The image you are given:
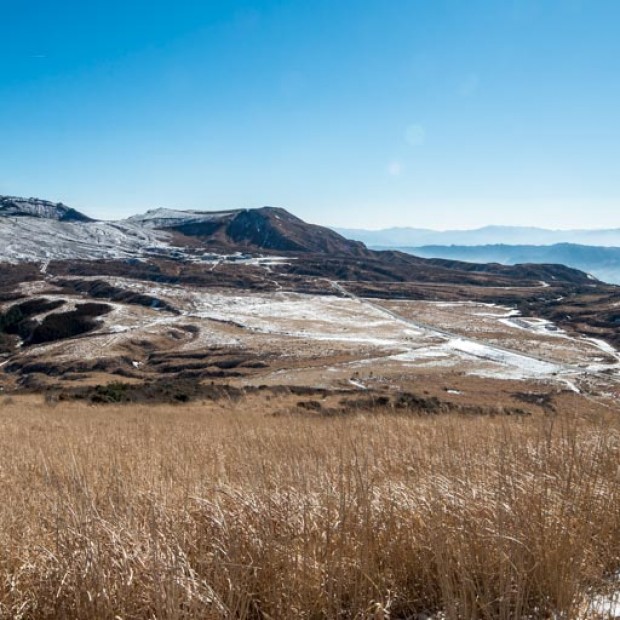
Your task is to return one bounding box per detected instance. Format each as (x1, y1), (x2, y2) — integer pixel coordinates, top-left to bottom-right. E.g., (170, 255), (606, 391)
(378, 299), (620, 367)
(14, 276), (619, 399)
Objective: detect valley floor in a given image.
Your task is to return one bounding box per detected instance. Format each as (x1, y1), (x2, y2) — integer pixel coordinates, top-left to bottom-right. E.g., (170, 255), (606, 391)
(4, 275), (620, 416)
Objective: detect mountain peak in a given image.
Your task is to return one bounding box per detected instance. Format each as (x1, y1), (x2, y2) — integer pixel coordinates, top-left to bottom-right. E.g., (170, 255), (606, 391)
(0, 196), (94, 222)
(159, 206), (368, 254)
(126, 205), (367, 255)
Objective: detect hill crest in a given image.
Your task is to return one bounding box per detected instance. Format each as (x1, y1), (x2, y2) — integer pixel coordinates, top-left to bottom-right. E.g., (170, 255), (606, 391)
(0, 196), (94, 222)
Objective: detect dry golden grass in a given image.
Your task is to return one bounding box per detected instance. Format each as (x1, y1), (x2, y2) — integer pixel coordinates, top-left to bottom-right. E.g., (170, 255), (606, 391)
(0, 395), (619, 619)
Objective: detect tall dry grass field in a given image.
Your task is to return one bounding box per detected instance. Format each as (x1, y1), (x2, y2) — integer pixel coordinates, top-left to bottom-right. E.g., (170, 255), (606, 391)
(0, 395), (619, 619)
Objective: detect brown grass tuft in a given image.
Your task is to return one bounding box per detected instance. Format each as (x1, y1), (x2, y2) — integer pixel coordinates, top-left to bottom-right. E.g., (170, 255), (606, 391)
(0, 396), (619, 619)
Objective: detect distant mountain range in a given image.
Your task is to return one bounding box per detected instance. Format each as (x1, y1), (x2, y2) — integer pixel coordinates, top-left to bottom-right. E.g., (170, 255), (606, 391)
(334, 225), (620, 247)
(334, 225), (620, 285)
(393, 244), (620, 285)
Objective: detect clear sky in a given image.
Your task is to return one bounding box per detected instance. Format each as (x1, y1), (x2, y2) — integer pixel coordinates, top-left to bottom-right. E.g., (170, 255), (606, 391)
(1, 0), (619, 229)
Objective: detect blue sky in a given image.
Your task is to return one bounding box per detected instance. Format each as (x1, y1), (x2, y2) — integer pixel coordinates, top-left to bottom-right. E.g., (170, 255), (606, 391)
(1, 0), (619, 229)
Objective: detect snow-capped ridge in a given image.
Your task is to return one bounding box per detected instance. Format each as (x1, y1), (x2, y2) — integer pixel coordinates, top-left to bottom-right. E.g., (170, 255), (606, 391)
(0, 196), (366, 261)
(0, 196), (93, 222)
(125, 207), (245, 229)
(0, 196), (173, 262)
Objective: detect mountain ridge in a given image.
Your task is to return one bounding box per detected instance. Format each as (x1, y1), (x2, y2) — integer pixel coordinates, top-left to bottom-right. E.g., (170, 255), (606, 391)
(162, 207), (369, 255)
(0, 196), (94, 222)
(0, 196), (367, 256)
(335, 224), (620, 247)
(0, 195), (600, 287)
(393, 242), (620, 285)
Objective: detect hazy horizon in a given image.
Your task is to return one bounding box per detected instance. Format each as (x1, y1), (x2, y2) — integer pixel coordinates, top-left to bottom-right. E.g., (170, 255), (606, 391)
(2, 1), (619, 229)
(334, 223), (620, 234)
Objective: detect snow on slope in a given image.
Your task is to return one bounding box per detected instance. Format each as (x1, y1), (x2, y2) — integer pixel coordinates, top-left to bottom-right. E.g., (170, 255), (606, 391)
(0, 196), (92, 222)
(125, 207), (242, 229)
(0, 197), (248, 262)
(0, 217), (174, 262)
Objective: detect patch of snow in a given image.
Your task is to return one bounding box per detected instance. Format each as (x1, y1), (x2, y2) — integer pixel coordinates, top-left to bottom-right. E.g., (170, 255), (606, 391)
(349, 379), (368, 390)
(588, 585), (620, 618)
(108, 325), (130, 334)
(392, 348), (450, 362)
(445, 338), (568, 381)
(498, 316), (566, 337)
(584, 337), (620, 361)
(476, 309), (521, 318)
(560, 379), (581, 393)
